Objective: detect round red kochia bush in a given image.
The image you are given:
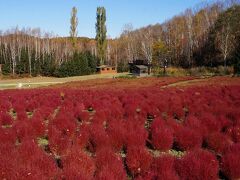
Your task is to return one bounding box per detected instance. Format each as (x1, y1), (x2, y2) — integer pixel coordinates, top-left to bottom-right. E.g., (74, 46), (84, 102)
(126, 146), (152, 176)
(88, 123), (111, 152)
(174, 127), (203, 151)
(0, 112), (13, 126)
(150, 155), (179, 180)
(199, 113), (221, 134)
(184, 115), (202, 130)
(30, 112), (46, 137)
(151, 118), (173, 151)
(226, 126), (240, 143)
(50, 112), (77, 137)
(61, 146), (96, 180)
(175, 149), (219, 180)
(48, 125), (72, 155)
(0, 129), (16, 146)
(124, 120), (148, 148)
(221, 144), (240, 179)
(14, 140), (58, 179)
(206, 132), (232, 154)
(13, 120), (35, 141)
(75, 124), (90, 149)
(95, 148), (126, 180)
(107, 119), (125, 151)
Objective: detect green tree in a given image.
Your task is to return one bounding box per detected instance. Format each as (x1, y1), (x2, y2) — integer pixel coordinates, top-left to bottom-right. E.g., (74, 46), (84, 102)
(205, 5), (240, 68)
(70, 7), (78, 48)
(55, 52), (92, 77)
(96, 7), (107, 65)
(86, 51), (97, 73)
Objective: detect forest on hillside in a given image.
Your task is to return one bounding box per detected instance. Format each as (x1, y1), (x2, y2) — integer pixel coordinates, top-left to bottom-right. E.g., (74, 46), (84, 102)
(0, 0), (239, 77)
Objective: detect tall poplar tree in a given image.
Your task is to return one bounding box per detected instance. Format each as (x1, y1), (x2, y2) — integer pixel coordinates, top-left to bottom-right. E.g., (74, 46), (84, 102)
(70, 7), (78, 48)
(95, 7), (107, 65)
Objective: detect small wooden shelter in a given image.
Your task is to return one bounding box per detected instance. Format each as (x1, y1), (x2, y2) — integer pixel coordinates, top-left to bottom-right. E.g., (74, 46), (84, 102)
(96, 65), (117, 74)
(129, 59), (152, 76)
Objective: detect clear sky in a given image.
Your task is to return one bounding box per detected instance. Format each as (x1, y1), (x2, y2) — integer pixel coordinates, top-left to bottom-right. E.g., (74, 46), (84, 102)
(0, 0), (206, 38)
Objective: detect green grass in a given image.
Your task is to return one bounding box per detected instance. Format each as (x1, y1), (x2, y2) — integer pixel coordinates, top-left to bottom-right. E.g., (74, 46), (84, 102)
(37, 137), (49, 147)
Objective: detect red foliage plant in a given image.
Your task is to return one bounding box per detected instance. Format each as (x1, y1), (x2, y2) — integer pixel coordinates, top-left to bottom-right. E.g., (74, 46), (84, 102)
(61, 146), (96, 180)
(50, 112), (77, 137)
(221, 143), (240, 179)
(30, 112), (46, 137)
(88, 124), (110, 152)
(13, 140), (58, 179)
(199, 113), (221, 134)
(137, 155), (179, 180)
(126, 146), (152, 176)
(13, 120), (35, 142)
(95, 148), (126, 180)
(0, 128), (16, 145)
(175, 149), (219, 180)
(151, 118), (174, 151)
(124, 120), (148, 148)
(48, 125), (73, 155)
(0, 112), (13, 126)
(174, 127), (203, 151)
(206, 132), (232, 154)
(226, 126), (240, 143)
(107, 119), (126, 151)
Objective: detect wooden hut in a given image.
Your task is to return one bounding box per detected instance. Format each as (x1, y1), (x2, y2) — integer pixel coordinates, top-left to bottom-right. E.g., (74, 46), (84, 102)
(129, 59), (151, 76)
(96, 65), (117, 74)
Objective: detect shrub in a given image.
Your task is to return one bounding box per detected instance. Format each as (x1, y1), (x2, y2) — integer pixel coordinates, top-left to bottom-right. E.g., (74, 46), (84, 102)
(95, 148), (126, 180)
(221, 144), (240, 179)
(0, 112), (14, 126)
(206, 132), (232, 154)
(126, 147), (152, 176)
(50, 113), (77, 137)
(89, 124), (110, 152)
(175, 149), (219, 180)
(124, 121), (148, 148)
(107, 120), (125, 151)
(13, 120), (35, 142)
(30, 112), (46, 137)
(150, 155), (179, 180)
(151, 118), (173, 151)
(61, 146), (95, 179)
(227, 126), (240, 143)
(174, 127), (202, 151)
(0, 129), (16, 145)
(199, 113), (221, 135)
(75, 124), (90, 149)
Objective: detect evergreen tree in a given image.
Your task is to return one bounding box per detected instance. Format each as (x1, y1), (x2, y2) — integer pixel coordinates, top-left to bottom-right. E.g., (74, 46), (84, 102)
(70, 7), (78, 48)
(55, 52), (93, 77)
(95, 7), (107, 65)
(86, 51), (97, 73)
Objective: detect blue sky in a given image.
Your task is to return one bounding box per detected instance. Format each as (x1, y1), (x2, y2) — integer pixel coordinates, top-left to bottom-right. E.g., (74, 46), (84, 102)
(0, 0), (206, 38)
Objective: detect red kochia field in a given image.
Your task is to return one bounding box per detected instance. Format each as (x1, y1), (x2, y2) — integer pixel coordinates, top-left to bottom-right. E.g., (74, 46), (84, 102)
(0, 77), (240, 179)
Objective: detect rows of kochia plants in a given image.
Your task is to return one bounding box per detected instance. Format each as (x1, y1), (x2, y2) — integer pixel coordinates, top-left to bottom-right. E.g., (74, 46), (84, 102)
(0, 85), (240, 179)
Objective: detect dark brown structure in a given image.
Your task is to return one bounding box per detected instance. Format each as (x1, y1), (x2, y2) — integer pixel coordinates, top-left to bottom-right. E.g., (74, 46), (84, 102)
(0, 64), (2, 75)
(129, 60), (152, 76)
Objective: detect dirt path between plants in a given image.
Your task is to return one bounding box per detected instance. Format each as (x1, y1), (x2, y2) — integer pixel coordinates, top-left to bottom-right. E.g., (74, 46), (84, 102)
(0, 73), (128, 90)
(161, 76), (240, 88)
(161, 77), (208, 88)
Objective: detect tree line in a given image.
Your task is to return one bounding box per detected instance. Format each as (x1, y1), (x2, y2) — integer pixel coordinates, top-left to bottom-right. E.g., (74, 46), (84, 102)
(0, 0), (240, 77)
(115, 0), (240, 74)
